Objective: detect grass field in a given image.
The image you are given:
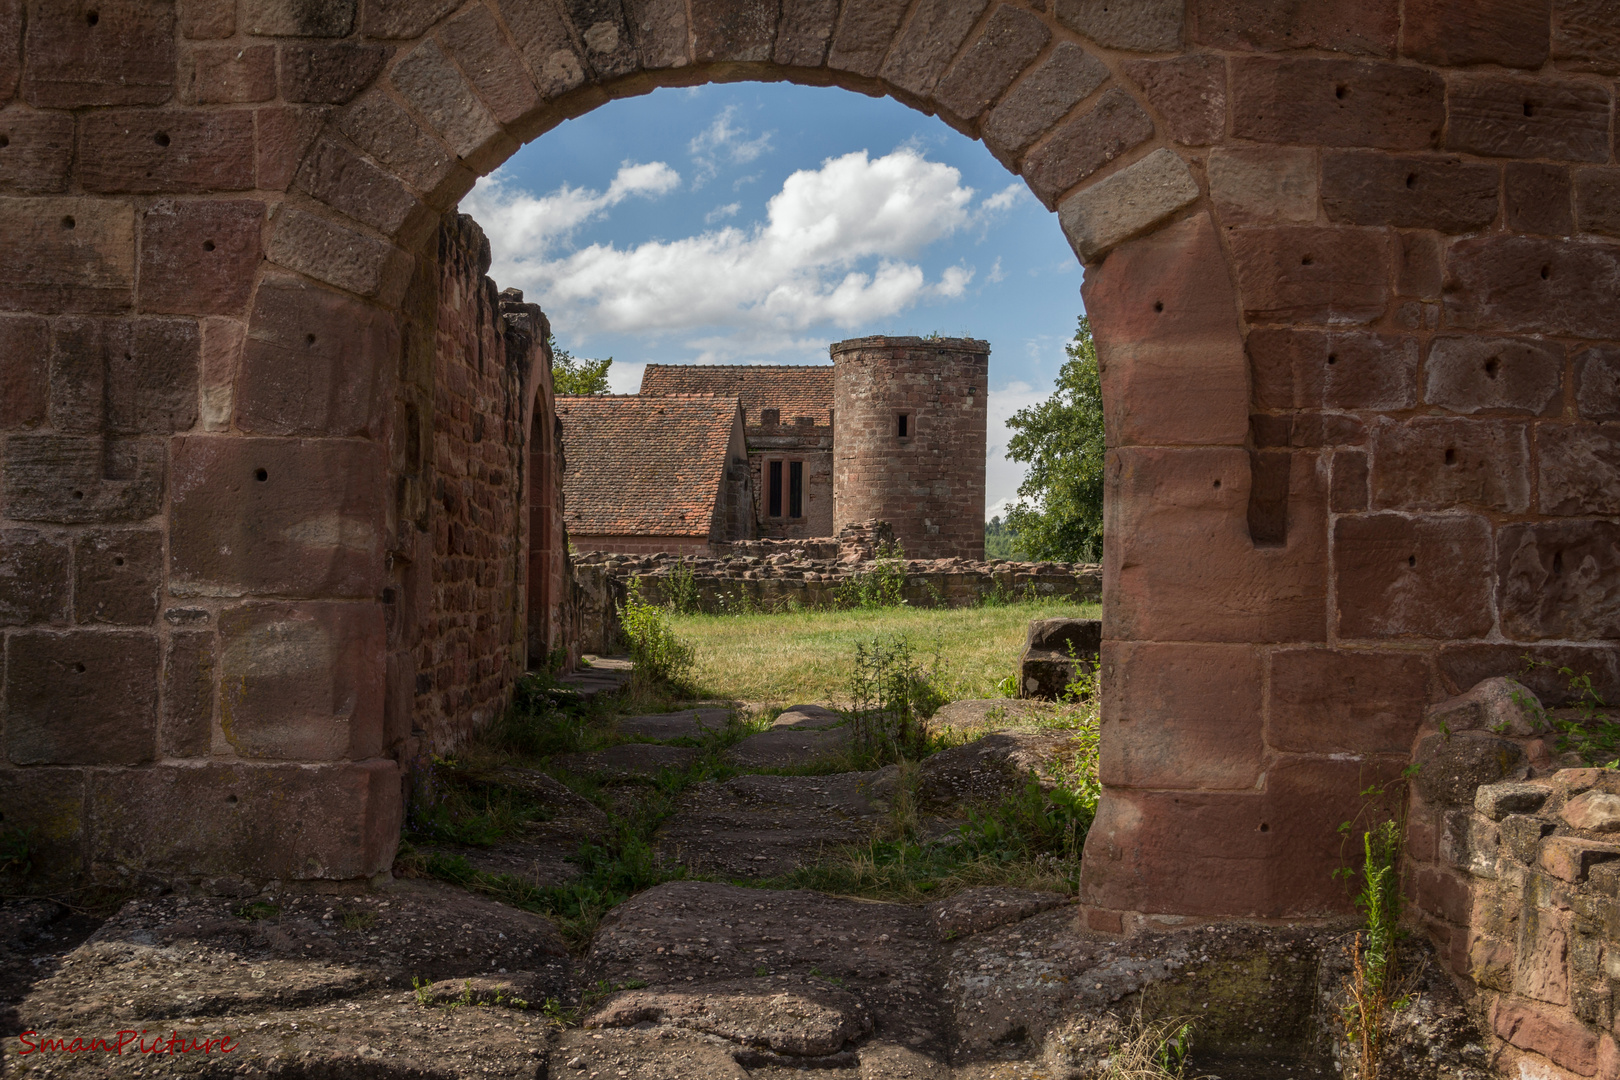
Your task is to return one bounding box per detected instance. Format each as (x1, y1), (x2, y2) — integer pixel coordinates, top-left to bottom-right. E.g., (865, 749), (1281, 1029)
(669, 599), (1101, 705)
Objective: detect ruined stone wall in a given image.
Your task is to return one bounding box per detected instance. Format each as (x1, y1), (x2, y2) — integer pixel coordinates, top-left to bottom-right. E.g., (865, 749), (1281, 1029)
(404, 214), (541, 756)
(832, 337), (988, 560)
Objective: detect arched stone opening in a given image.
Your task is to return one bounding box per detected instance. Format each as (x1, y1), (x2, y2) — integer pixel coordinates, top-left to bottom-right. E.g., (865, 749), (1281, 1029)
(3, 1), (1617, 940)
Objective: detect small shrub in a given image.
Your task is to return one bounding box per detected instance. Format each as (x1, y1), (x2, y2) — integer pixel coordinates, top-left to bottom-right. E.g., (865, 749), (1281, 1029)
(620, 579), (696, 696)
(663, 563), (702, 615)
(835, 540), (908, 609)
(1101, 1017), (1198, 1080)
(1518, 657), (1617, 766)
(846, 633), (948, 764)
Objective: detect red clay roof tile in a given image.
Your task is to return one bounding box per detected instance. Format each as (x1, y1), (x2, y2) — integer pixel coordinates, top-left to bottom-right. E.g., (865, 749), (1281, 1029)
(640, 365), (832, 426)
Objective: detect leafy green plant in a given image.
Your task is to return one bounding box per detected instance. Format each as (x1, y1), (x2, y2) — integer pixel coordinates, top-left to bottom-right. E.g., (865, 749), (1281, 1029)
(663, 563), (703, 615)
(234, 900), (281, 921)
(549, 336), (612, 395)
(836, 540), (908, 609)
(620, 579), (697, 697)
(406, 757), (549, 847)
(846, 634), (948, 764)
(1519, 657), (1618, 766)
(1102, 1017), (1199, 1080)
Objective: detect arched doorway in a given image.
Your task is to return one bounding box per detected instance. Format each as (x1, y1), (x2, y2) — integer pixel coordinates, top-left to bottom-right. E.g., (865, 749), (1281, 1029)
(6, 1), (1615, 933)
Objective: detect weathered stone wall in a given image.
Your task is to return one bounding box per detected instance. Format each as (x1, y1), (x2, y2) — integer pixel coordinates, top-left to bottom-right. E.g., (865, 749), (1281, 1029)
(572, 548), (1101, 619)
(2, 0), (1617, 922)
(832, 337), (989, 560)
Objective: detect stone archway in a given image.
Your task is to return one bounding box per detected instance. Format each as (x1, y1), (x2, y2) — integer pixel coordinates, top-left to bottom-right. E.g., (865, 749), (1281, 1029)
(3, 0), (1617, 932)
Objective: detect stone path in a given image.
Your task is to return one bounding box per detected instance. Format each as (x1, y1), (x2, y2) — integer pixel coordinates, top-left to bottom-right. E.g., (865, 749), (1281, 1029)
(726, 703), (853, 769)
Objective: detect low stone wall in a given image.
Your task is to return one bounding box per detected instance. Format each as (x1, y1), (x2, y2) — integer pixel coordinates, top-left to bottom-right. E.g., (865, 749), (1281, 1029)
(1403, 677), (1620, 1080)
(571, 549), (1101, 632)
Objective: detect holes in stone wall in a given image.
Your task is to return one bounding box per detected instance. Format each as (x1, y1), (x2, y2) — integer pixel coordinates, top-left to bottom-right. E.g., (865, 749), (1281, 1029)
(85, 9), (98, 24)
(254, 468), (268, 482)
(202, 239), (215, 252)
(226, 794), (238, 804)
(113, 556), (124, 567)
(305, 333), (316, 346)
(153, 131), (170, 147)
(1444, 447), (1457, 465)
(60, 215), (74, 229)
(1326, 353), (1337, 366)
(1259, 822), (1270, 832)
(73, 662), (85, 673)
(1405, 173), (1418, 189)
(1553, 550), (1564, 575)
(1485, 357), (1500, 378)
(1153, 300), (1164, 312)
(71, 489), (84, 499)
(1541, 264), (1551, 280)
(896, 412), (910, 438)
(1300, 254), (1314, 266)
(1523, 99), (1536, 117)
(1334, 85), (1347, 99)
(1408, 555), (1417, 567)
(0, 135), (9, 149)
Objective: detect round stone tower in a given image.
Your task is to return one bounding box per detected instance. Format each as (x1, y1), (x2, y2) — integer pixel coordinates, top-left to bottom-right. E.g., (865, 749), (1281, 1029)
(831, 336), (990, 561)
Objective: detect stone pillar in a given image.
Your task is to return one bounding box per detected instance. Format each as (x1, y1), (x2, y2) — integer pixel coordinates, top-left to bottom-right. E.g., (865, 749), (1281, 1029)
(831, 336), (988, 560)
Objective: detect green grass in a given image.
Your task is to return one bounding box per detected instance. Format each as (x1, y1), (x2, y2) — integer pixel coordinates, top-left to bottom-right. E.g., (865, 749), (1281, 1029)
(671, 599), (1101, 704)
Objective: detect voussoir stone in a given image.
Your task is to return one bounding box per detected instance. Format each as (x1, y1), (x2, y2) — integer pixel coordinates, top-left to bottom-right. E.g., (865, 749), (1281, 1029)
(1058, 148), (1201, 262)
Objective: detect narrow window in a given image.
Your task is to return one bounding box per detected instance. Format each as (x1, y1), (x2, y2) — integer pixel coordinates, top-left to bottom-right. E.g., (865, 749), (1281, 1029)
(768, 460), (783, 518)
(789, 461), (804, 518)
(897, 412), (910, 438)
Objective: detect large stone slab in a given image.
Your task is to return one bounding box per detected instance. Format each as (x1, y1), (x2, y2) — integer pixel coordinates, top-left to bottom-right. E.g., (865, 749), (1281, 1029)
(727, 709), (852, 768)
(655, 772), (888, 878)
(554, 742), (700, 778)
(617, 707), (734, 740)
(916, 732), (1082, 811)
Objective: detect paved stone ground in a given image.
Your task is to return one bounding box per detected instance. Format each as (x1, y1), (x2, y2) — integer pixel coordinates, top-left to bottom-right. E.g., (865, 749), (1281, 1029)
(3, 700), (1486, 1079)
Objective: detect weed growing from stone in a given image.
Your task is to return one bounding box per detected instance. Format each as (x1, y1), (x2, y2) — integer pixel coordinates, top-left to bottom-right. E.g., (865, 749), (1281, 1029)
(406, 758), (553, 847)
(1518, 656), (1618, 765)
(662, 562), (702, 615)
(834, 540), (908, 609)
(846, 633), (949, 765)
(620, 579), (697, 702)
(1101, 1017), (1200, 1080)
(234, 901), (281, 921)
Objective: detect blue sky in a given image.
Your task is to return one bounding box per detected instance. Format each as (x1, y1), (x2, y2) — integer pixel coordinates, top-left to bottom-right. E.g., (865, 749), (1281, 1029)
(459, 81), (1087, 518)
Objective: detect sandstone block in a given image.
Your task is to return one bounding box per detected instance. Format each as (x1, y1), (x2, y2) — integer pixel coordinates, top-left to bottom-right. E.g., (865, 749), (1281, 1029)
(1330, 450), (1368, 512)
(1229, 226), (1391, 325)
(439, 4), (541, 124)
(295, 139), (421, 236)
(236, 274), (394, 438)
(0, 529), (68, 625)
(280, 43), (386, 104)
(253, 104), (325, 192)
(1055, 0), (1181, 51)
(0, 109), (74, 191)
(163, 627), (215, 757)
(1538, 424), (1620, 516)
(1447, 74), (1611, 162)
(1193, 0), (1397, 55)
(22, 0), (175, 108)
(1430, 676), (1544, 738)
(1099, 641), (1263, 789)
(1477, 782), (1553, 821)
(73, 528), (161, 625)
(139, 198), (263, 315)
(1266, 648), (1427, 755)
(1553, 0), (1620, 72)
(242, 0), (353, 36)
(933, 4), (1048, 122)
(825, 0), (911, 78)
(362, 0), (457, 38)
(0, 197), (134, 313)
(390, 39), (505, 164)
(774, 0), (837, 66)
(3, 435), (165, 523)
(1469, 933), (1516, 990)
(1230, 57), (1444, 149)
(1398, 231), (1443, 298)
(1247, 329), (1418, 411)
(493, 0), (587, 100)
(1322, 151), (1498, 232)
(88, 759), (400, 881)
(1369, 417), (1530, 513)
(1122, 55), (1224, 146)
(623, 0), (690, 71)
(0, 313), (48, 427)
(1576, 347), (1619, 421)
(168, 435), (385, 598)
(5, 629), (157, 764)
(561, 0), (641, 80)
(265, 206), (404, 300)
(1404, 0), (1551, 68)
(981, 43), (1109, 163)
(1541, 836), (1620, 885)
(48, 316), (200, 435)
(1415, 732), (1528, 806)
(1446, 234), (1620, 340)
(1497, 520), (1620, 641)
(1506, 162), (1574, 235)
(1022, 87), (1154, 208)
(1082, 214), (1248, 446)
(180, 43), (275, 104)
(79, 109), (256, 194)
(879, 0), (988, 98)
(1057, 148), (1199, 263)
(1574, 167), (1620, 238)
(1413, 866), (1473, 925)
(1563, 791), (1620, 832)
(1208, 147), (1316, 225)
(1334, 512), (1493, 639)
(1424, 336), (1563, 416)
(218, 601), (385, 761)
(177, 0), (233, 38)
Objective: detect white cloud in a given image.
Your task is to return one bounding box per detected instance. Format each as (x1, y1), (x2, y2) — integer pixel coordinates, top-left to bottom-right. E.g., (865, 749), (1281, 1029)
(470, 148), (980, 351)
(689, 106), (773, 186)
(461, 162), (680, 258)
(984, 378), (1050, 516)
(607, 360), (645, 395)
(983, 183), (1025, 213)
(987, 257), (1005, 284)
(705, 201), (741, 224)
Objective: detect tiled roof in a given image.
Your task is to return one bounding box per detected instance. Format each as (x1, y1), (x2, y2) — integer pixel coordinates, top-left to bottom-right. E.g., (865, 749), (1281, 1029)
(640, 365), (832, 426)
(556, 394), (740, 537)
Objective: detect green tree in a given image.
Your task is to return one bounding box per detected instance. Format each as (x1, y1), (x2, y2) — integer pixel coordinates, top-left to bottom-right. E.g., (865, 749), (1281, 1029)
(549, 336), (612, 395)
(1003, 317), (1105, 563)
(983, 516), (1027, 560)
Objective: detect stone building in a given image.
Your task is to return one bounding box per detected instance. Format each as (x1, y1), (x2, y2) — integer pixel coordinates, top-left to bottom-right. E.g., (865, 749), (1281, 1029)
(628, 336), (990, 559)
(555, 394), (751, 555)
